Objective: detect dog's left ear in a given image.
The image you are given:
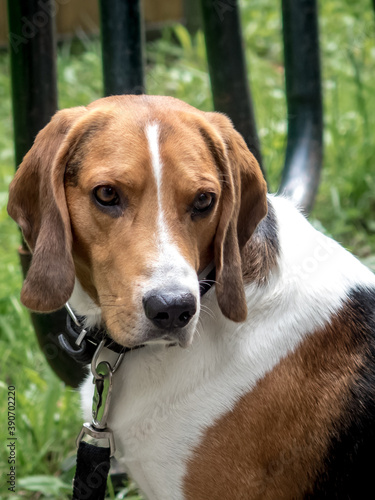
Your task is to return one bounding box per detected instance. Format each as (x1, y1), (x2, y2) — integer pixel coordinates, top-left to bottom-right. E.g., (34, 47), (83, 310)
(7, 107), (88, 312)
(204, 112), (268, 322)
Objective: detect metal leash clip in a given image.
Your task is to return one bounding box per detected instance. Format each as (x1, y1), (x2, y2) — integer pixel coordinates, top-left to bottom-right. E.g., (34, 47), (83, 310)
(76, 339), (125, 457)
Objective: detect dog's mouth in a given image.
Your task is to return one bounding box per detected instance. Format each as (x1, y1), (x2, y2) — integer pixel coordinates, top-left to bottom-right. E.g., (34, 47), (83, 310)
(143, 330), (193, 349)
(141, 337), (178, 348)
(100, 316), (197, 350)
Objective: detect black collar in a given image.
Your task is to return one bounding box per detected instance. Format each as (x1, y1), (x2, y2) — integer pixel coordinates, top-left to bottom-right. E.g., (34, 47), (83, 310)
(58, 265), (216, 364)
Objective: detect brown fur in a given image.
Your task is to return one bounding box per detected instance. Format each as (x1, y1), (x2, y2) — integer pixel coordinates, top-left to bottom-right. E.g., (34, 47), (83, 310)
(183, 304), (365, 499)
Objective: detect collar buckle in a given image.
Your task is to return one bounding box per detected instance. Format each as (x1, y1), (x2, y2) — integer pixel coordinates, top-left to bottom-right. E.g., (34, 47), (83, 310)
(65, 302), (88, 346)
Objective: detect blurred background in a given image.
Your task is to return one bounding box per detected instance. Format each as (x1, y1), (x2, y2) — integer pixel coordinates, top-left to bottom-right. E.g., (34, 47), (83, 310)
(0, 0), (374, 498)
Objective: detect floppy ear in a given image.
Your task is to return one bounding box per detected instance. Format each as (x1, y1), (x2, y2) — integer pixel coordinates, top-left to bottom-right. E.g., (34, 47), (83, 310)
(205, 112), (268, 322)
(7, 107), (87, 312)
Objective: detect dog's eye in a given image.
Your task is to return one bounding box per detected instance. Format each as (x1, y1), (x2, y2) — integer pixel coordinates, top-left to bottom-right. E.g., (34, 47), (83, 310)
(192, 193), (215, 217)
(93, 185), (120, 206)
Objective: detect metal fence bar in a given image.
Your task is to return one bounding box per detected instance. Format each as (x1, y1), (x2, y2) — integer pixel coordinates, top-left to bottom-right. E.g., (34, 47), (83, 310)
(279, 0), (323, 213)
(200, 0), (263, 173)
(7, 0), (86, 387)
(99, 0), (145, 96)
(8, 0), (57, 167)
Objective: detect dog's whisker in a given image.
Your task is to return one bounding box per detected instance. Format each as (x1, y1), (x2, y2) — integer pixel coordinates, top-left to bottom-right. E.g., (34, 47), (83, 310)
(200, 306), (215, 321)
(195, 321), (203, 341)
(199, 279), (219, 286)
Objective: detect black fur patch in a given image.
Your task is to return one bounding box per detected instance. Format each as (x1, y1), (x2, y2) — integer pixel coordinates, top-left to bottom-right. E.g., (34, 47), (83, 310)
(308, 285), (375, 499)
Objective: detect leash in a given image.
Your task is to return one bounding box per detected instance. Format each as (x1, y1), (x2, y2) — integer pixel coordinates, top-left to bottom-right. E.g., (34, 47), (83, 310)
(62, 263), (216, 499)
(72, 338), (123, 499)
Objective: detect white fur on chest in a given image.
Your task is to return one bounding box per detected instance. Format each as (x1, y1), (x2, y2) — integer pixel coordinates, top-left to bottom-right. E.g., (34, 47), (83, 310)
(79, 197), (375, 500)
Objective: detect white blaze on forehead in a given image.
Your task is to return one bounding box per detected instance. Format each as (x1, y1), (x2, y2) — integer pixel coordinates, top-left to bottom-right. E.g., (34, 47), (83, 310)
(146, 123), (162, 209)
(144, 121), (200, 299)
(145, 122), (170, 246)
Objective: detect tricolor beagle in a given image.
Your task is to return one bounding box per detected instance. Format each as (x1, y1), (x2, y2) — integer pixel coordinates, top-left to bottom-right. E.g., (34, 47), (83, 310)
(8, 95), (375, 499)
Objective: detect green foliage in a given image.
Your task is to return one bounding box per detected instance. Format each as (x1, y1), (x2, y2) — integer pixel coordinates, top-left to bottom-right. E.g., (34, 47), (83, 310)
(17, 476), (72, 496)
(147, 24), (212, 110)
(0, 0), (375, 498)
(0, 55), (22, 301)
(58, 39), (103, 108)
(315, 0), (375, 256)
(0, 294), (81, 499)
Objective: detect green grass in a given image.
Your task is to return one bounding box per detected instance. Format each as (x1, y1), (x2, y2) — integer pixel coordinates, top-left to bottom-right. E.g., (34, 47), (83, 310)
(1, 0), (375, 498)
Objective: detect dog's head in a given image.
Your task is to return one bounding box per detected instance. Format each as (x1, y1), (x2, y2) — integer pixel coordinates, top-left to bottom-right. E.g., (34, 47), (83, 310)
(8, 95), (267, 348)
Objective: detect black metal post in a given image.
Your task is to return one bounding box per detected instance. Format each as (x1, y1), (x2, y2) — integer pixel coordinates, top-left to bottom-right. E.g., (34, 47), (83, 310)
(7, 0), (87, 387)
(8, 0), (57, 167)
(184, 0), (202, 34)
(99, 0), (145, 96)
(279, 0), (323, 213)
(200, 0), (263, 173)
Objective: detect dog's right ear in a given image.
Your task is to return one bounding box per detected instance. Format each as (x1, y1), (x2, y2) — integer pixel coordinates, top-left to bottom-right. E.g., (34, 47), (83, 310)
(7, 107), (87, 312)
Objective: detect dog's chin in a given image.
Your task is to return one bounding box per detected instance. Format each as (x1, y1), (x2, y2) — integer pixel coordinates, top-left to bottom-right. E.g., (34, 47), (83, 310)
(106, 324), (196, 350)
(145, 328), (195, 349)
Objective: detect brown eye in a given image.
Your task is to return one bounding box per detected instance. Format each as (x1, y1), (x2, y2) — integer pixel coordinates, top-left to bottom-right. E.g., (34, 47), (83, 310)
(93, 185), (119, 206)
(192, 192), (215, 217)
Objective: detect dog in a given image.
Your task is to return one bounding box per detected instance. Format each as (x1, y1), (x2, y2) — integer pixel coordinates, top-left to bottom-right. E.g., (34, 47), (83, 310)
(8, 95), (375, 499)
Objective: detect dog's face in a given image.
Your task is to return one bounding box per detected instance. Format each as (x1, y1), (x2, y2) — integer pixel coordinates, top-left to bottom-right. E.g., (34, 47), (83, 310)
(8, 96), (267, 348)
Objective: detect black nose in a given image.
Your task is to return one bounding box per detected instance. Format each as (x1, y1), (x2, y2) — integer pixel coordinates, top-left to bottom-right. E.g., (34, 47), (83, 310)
(143, 291), (197, 330)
